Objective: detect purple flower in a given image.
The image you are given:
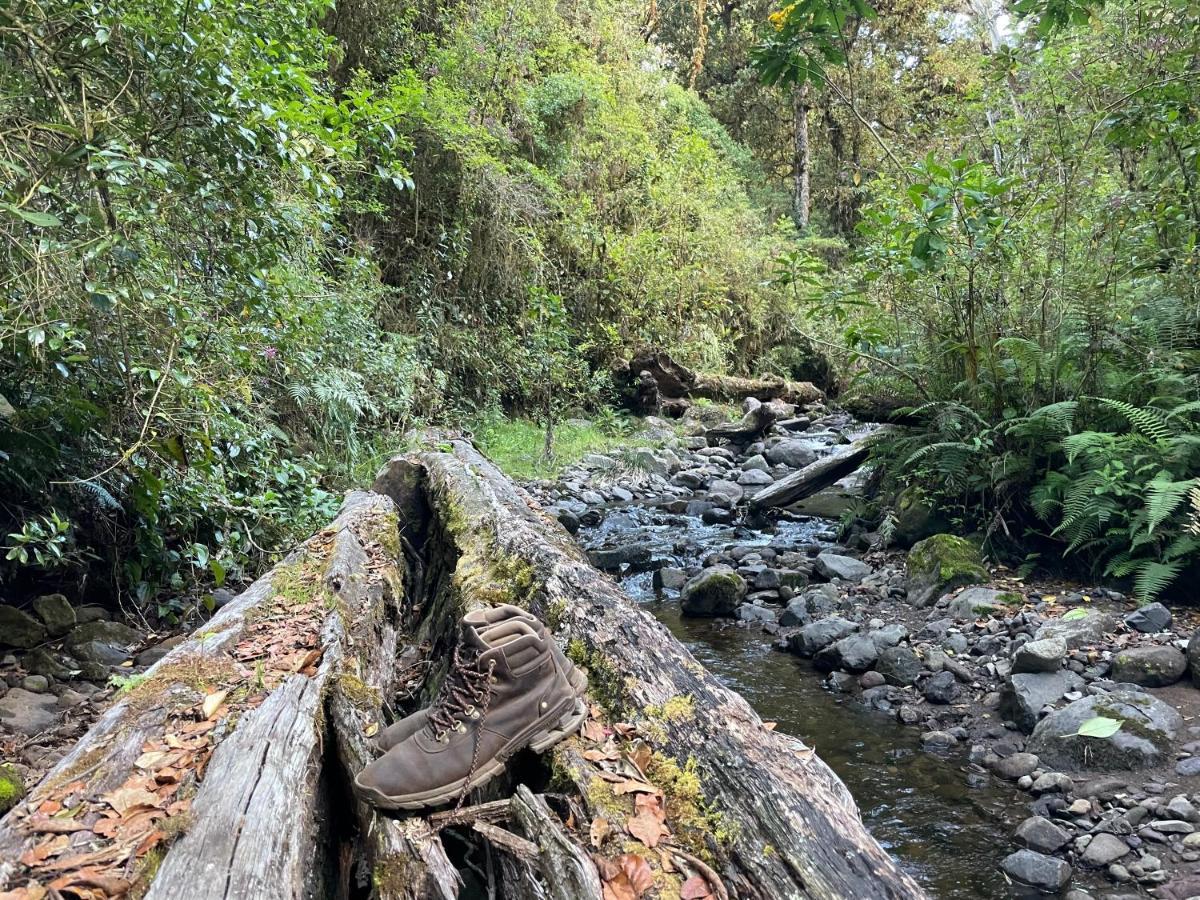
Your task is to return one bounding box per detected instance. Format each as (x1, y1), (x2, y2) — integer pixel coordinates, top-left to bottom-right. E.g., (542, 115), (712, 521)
(264, 346), (278, 360)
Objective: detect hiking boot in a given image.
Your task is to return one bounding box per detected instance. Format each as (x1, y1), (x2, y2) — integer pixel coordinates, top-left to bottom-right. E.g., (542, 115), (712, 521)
(371, 604), (586, 753)
(355, 618), (584, 810)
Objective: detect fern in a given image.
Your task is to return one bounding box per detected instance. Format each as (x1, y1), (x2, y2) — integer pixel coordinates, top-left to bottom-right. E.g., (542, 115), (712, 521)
(1145, 476), (1197, 534)
(1095, 397), (1175, 442)
(1132, 560), (1184, 603)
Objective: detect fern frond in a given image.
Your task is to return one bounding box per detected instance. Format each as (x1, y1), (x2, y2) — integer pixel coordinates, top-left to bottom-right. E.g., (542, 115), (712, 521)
(1145, 476), (1197, 534)
(1095, 397), (1175, 441)
(1132, 560), (1183, 602)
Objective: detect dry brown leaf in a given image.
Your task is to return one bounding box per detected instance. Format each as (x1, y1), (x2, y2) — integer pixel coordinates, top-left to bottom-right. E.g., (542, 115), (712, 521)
(582, 720), (607, 742)
(589, 816), (612, 848)
(627, 742), (652, 773)
(626, 809), (666, 848)
(681, 874), (716, 899)
(583, 748), (619, 762)
(612, 778), (659, 796)
(762, 721), (777, 731)
(201, 689), (228, 720)
(621, 854), (654, 896)
(135, 750), (170, 770)
(102, 787), (159, 815)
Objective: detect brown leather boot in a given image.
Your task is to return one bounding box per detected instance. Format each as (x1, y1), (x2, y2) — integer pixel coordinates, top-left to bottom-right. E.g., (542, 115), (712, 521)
(355, 618), (584, 810)
(371, 604), (586, 752)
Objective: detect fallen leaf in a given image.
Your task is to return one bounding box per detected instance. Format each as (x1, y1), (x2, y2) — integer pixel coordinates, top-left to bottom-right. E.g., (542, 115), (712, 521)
(626, 809), (666, 848)
(135, 750), (170, 770)
(102, 787), (159, 815)
(582, 720), (607, 742)
(762, 721), (777, 731)
(612, 778), (659, 796)
(583, 748), (619, 762)
(590, 816), (612, 848)
(681, 874), (716, 899)
(621, 854), (654, 896)
(364, 722), (379, 737)
(201, 690), (228, 720)
(627, 742), (652, 773)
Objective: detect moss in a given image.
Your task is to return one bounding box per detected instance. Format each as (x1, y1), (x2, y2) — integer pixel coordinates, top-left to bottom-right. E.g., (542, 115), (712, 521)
(0, 763), (25, 815)
(367, 508), (403, 560)
(644, 696), (695, 723)
(906, 534), (986, 582)
(587, 775), (633, 818)
(644, 752), (733, 858)
(998, 592), (1024, 607)
(567, 643), (625, 717)
(763, 843), (776, 857)
(337, 672), (381, 710)
(545, 597), (568, 631)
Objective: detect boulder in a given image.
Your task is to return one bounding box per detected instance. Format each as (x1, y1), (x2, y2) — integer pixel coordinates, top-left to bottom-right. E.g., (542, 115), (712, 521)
(946, 587), (1019, 621)
(1034, 609), (1116, 650)
(991, 752), (1040, 781)
(1001, 671), (1085, 733)
(1001, 850), (1071, 892)
(814, 552), (871, 584)
(65, 619), (142, 652)
(737, 604), (777, 625)
(1027, 688), (1182, 771)
(922, 670), (959, 704)
(815, 634), (878, 673)
(627, 447), (676, 476)
(681, 566), (747, 617)
(868, 624), (908, 650)
(0, 687), (59, 734)
(653, 567), (689, 592)
(904, 535), (988, 608)
(1080, 833), (1130, 867)
(31, 593), (76, 635)
(0, 762), (25, 815)
(707, 479), (744, 509)
(738, 469), (775, 487)
(764, 439), (819, 470)
(1125, 602), (1172, 634)
(588, 543), (652, 571)
(891, 486), (950, 548)
(1014, 816), (1071, 854)
(876, 647), (923, 686)
(0, 606), (47, 649)
(1109, 645), (1187, 687)
(789, 617), (859, 657)
(1012, 637), (1067, 674)
(22, 648), (77, 680)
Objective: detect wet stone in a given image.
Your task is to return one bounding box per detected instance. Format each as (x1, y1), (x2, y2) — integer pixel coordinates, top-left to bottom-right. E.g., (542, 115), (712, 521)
(1002, 849), (1072, 891)
(1125, 603), (1172, 634)
(1014, 815), (1071, 853)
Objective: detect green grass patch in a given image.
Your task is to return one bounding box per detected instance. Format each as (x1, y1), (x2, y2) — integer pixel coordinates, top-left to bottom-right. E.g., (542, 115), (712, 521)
(475, 415), (671, 480)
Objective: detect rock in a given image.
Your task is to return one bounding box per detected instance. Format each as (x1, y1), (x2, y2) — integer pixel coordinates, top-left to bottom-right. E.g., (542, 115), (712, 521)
(815, 634), (878, 673)
(31, 593), (75, 635)
(1157, 875), (1200, 900)
(0, 762), (24, 815)
(1012, 637), (1067, 674)
(20, 675), (49, 693)
(22, 648), (77, 680)
(779, 584), (837, 627)
(1002, 671), (1085, 733)
(70, 640), (129, 666)
(813, 552), (871, 583)
(947, 587), (1019, 621)
(0, 687), (59, 734)
(875, 646), (923, 686)
(892, 486), (950, 548)
(627, 447), (676, 476)
(764, 439), (819, 469)
(1034, 610), (1116, 650)
(588, 544), (652, 571)
(922, 670), (959, 704)
(1167, 796), (1200, 822)
(991, 752), (1040, 781)
(74, 605), (109, 623)
(737, 604), (777, 625)
(1125, 603), (1172, 633)
(904, 535), (988, 608)
(921, 730), (956, 748)
(1031, 772), (1073, 794)
(1027, 688), (1182, 771)
(789, 617), (859, 657)
(134, 635), (186, 667)
(1110, 646), (1187, 687)
(868, 624), (908, 650)
(741, 454), (770, 472)
(1080, 833), (1130, 867)
(681, 566), (747, 617)
(737, 469), (774, 486)
(860, 671), (885, 689)
(1176, 757), (1200, 777)
(65, 620), (141, 652)
(653, 567), (688, 592)
(707, 479), (744, 508)
(0, 606), (47, 649)
(1014, 816), (1071, 853)
(1001, 849), (1072, 892)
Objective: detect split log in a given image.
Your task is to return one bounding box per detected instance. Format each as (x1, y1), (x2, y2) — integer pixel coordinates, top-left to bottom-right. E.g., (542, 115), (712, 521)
(623, 348), (823, 407)
(388, 439), (925, 899)
(703, 399), (779, 446)
(749, 427), (894, 512)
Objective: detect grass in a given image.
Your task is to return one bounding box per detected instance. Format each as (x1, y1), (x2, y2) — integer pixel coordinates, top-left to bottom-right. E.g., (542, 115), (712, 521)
(475, 414), (671, 480)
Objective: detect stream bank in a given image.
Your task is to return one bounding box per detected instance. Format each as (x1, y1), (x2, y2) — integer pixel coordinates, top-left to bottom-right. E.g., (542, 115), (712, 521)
(526, 403), (1200, 899)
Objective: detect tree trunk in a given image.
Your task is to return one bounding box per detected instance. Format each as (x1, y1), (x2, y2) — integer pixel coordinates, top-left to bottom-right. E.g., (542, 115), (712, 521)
(622, 348), (823, 406)
(1, 439), (922, 900)
(793, 84), (811, 231)
(749, 427), (894, 512)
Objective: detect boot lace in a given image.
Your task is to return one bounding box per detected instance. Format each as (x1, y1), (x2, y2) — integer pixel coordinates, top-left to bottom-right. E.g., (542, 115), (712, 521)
(427, 644), (496, 742)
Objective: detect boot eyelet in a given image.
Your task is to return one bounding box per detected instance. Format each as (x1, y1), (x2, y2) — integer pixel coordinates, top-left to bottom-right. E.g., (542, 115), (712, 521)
(488, 676), (498, 684)
(464, 704), (475, 715)
(436, 731), (449, 744)
(470, 709), (480, 719)
(454, 721), (467, 733)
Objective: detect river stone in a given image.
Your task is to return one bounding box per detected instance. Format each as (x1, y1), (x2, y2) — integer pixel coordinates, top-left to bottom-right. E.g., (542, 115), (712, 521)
(1034, 609), (1117, 650)
(815, 633), (878, 673)
(628, 447), (676, 476)
(1110, 646), (1187, 687)
(0, 607), (47, 650)
(707, 479), (744, 509)
(789, 617), (859, 657)
(991, 752), (1040, 780)
(947, 587), (1018, 621)
(922, 670), (959, 704)
(1014, 815), (1071, 853)
(681, 566), (747, 617)
(0, 687), (59, 734)
(876, 646), (923, 686)
(741, 454), (770, 472)
(1001, 671), (1086, 733)
(1027, 688), (1182, 771)
(764, 439), (818, 469)
(1081, 833), (1130, 867)
(737, 469), (774, 486)
(892, 486), (950, 548)
(737, 604), (777, 625)
(1012, 636), (1068, 674)
(31, 593), (75, 636)
(1002, 849), (1072, 891)
(653, 567), (688, 592)
(1125, 603), (1172, 634)
(868, 623), (908, 650)
(814, 552), (871, 583)
(904, 534), (988, 608)
(588, 543), (652, 571)
(22, 648), (77, 680)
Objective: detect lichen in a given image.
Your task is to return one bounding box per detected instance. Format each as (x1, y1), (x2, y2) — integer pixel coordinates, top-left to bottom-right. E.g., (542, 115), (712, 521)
(644, 752), (733, 857)
(0, 763), (25, 815)
(337, 672), (381, 709)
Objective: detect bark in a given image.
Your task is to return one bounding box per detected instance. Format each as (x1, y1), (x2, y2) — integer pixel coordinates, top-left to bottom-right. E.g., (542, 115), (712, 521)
(793, 84), (811, 231)
(623, 348), (823, 406)
(748, 427), (894, 512)
(704, 400), (780, 446)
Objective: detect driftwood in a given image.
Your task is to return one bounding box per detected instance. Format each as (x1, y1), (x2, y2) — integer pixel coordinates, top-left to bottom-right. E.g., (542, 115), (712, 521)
(749, 427), (894, 512)
(704, 399), (780, 446)
(623, 348), (823, 410)
(1, 436), (921, 900)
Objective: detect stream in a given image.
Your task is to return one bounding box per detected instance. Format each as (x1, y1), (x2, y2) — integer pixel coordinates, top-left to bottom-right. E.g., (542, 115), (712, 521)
(575, 503), (1089, 899)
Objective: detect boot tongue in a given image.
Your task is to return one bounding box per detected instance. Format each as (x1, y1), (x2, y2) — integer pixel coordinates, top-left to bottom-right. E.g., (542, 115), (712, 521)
(462, 621), (490, 652)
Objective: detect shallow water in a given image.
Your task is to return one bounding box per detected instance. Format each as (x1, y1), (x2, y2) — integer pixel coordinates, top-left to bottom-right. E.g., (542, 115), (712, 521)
(581, 502), (1102, 899)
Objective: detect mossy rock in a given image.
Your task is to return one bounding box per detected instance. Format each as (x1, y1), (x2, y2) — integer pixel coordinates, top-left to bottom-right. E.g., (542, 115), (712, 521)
(32, 593), (76, 636)
(1027, 689), (1181, 771)
(680, 566), (747, 617)
(892, 486), (951, 548)
(0, 763), (26, 814)
(0, 606), (48, 649)
(905, 534), (988, 608)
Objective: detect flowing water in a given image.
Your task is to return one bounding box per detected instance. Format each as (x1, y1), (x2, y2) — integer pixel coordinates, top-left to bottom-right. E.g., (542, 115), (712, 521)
(580, 503), (1098, 898)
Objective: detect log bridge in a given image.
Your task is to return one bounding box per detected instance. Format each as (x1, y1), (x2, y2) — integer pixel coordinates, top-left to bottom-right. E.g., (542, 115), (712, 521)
(0, 439), (924, 900)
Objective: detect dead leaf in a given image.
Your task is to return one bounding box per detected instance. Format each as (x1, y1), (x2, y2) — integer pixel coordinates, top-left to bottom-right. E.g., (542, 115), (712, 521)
(590, 816), (612, 848)
(627, 742), (652, 773)
(364, 722), (379, 738)
(626, 809), (666, 848)
(762, 721), (777, 731)
(201, 690), (228, 720)
(612, 778), (659, 796)
(102, 787), (159, 815)
(582, 720), (607, 742)
(681, 874), (716, 899)
(621, 854), (654, 896)
(583, 748), (619, 762)
(135, 750), (170, 770)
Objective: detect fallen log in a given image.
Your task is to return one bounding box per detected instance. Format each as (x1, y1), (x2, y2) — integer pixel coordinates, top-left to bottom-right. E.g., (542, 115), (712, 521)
(704, 399), (779, 446)
(749, 427), (894, 512)
(623, 348), (823, 407)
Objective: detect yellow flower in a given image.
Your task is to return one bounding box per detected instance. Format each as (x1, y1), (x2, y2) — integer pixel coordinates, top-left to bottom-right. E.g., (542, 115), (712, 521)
(768, 3), (796, 30)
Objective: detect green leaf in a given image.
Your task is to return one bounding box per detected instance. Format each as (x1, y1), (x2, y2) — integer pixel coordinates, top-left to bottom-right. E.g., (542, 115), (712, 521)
(3, 204), (62, 228)
(1061, 607), (1089, 621)
(1063, 716), (1123, 739)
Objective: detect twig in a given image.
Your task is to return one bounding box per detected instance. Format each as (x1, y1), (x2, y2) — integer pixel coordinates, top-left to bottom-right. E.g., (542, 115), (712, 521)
(472, 821), (539, 862)
(668, 845), (730, 900)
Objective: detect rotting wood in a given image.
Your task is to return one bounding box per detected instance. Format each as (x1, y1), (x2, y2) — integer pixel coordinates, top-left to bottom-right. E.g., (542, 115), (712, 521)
(620, 348), (823, 409)
(748, 426), (895, 512)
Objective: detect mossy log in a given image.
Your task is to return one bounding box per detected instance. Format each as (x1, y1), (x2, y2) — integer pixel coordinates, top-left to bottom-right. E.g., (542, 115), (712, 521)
(624, 348), (823, 407)
(748, 427), (894, 512)
(381, 439), (924, 899)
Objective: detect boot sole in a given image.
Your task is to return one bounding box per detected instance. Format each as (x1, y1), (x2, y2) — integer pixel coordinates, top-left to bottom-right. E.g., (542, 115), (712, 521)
(355, 695), (588, 811)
